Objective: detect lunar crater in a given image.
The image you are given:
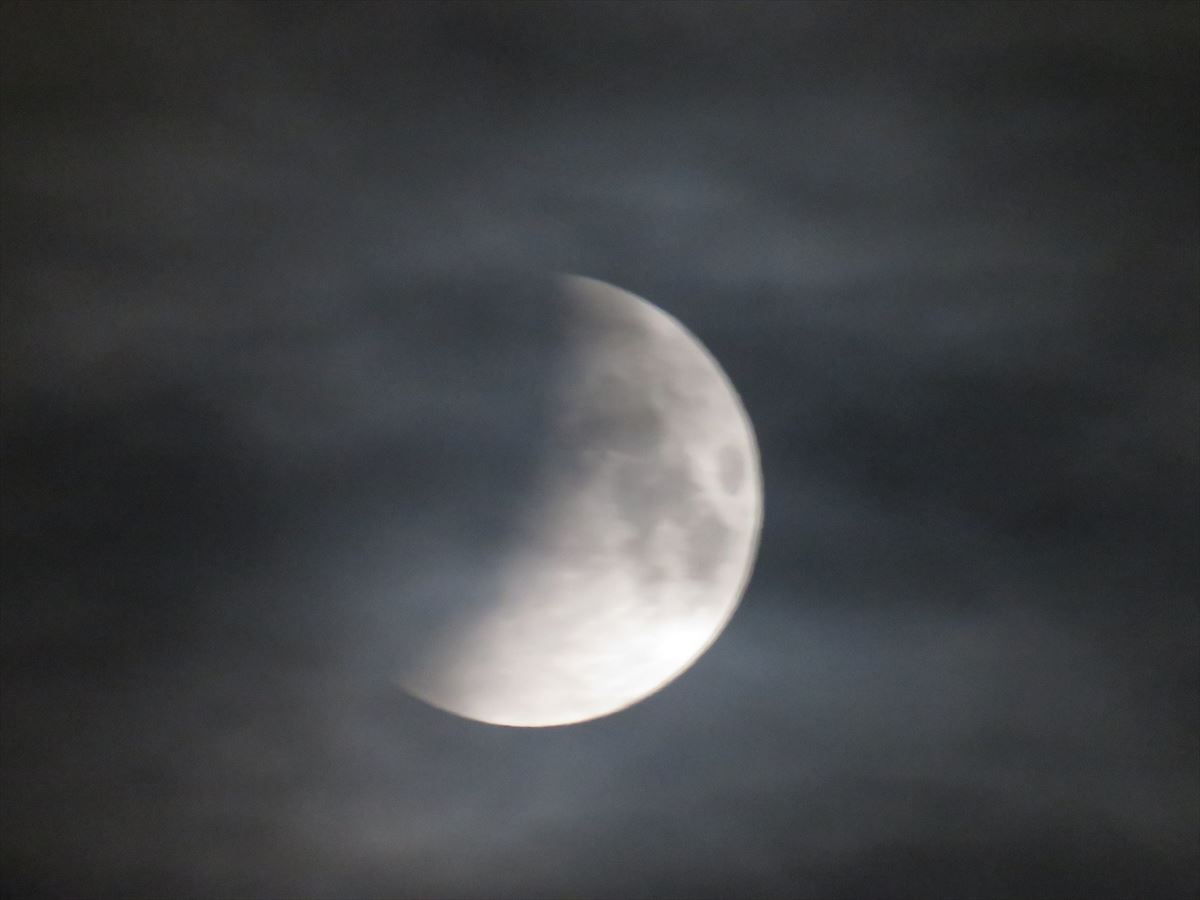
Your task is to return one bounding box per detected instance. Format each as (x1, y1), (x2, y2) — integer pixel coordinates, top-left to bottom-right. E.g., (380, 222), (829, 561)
(719, 443), (746, 494)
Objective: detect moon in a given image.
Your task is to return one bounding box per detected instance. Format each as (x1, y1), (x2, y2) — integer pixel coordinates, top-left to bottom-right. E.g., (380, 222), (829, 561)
(399, 275), (762, 727)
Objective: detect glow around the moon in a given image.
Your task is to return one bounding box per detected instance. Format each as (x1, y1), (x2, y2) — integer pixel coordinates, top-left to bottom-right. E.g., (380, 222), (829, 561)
(400, 275), (763, 727)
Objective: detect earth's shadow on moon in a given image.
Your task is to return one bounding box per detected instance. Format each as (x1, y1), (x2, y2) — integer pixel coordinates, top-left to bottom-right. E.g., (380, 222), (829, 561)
(343, 270), (588, 697)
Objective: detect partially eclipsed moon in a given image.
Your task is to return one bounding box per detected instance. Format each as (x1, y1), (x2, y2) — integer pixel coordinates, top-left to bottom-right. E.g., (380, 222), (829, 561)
(400, 275), (763, 727)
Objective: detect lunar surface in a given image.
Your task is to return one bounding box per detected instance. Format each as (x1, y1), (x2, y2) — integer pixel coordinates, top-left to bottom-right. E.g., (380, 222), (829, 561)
(399, 275), (762, 727)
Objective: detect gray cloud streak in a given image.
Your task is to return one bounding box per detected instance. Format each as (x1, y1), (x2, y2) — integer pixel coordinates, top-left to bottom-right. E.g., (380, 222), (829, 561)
(2, 2), (1197, 898)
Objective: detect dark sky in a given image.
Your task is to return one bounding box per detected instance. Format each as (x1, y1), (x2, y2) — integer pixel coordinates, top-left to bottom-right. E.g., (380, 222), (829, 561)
(2, 2), (1198, 898)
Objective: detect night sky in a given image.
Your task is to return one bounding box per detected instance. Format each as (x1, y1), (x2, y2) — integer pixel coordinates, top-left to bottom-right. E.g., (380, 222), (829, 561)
(2, 2), (1198, 898)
